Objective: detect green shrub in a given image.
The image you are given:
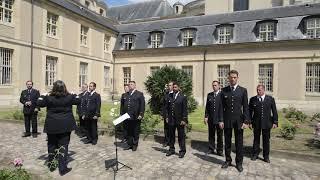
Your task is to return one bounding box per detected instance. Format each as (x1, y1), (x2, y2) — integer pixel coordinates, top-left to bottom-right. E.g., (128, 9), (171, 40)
(12, 110), (24, 120)
(141, 108), (162, 135)
(311, 113), (320, 122)
(0, 168), (31, 180)
(280, 121), (297, 140)
(284, 106), (307, 122)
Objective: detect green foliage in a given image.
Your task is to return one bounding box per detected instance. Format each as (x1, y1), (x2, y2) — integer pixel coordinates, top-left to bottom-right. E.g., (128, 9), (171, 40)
(0, 168), (31, 180)
(284, 106), (308, 122)
(280, 121), (297, 140)
(187, 96), (198, 114)
(46, 146), (65, 171)
(12, 110), (24, 120)
(311, 113), (320, 122)
(141, 108), (162, 135)
(144, 65), (197, 114)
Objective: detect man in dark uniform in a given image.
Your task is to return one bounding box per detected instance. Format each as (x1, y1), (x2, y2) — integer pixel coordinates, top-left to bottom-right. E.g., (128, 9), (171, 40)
(120, 84), (130, 143)
(83, 82), (101, 145)
(162, 81), (174, 147)
(249, 84), (278, 163)
(220, 70), (250, 172)
(123, 81), (145, 151)
(204, 80), (223, 156)
(77, 83), (88, 138)
(20, 80), (40, 138)
(164, 82), (188, 158)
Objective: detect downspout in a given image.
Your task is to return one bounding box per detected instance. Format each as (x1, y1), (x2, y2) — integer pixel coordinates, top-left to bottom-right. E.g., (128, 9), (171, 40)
(202, 49), (207, 106)
(30, 0), (34, 81)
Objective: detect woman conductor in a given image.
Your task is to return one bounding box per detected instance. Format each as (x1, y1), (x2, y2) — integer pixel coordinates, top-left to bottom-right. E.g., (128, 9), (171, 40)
(37, 80), (80, 176)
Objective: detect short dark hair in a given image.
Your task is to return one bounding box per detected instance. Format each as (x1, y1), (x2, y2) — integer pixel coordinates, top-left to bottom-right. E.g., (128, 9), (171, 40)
(26, 80), (33, 85)
(172, 81), (179, 87)
(228, 70), (239, 76)
(50, 80), (69, 97)
(124, 84), (129, 87)
(129, 81), (136, 84)
(257, 84), (265, 90)
(90, 82), (96, 88)
(212, 80), (220, 84)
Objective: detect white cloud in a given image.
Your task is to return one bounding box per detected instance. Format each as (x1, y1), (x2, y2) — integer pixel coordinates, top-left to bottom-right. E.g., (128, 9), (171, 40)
(128, 0), (195, 6)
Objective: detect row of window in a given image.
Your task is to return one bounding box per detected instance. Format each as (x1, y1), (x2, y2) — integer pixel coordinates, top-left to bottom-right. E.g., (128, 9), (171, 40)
(122, 17), (320, 50)
(46, 12), (111, 52)
(122, 63), (320, 94)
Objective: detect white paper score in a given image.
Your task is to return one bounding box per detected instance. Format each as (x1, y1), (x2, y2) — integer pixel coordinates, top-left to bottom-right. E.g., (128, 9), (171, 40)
(113, 113), (131, 125)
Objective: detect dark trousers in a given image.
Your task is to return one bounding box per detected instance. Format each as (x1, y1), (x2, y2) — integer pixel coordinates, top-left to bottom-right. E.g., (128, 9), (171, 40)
(122, 120), (128, 140)
(253, 128), (271, 158)
(47, 132), (71, 172)
(127, 119), (141, 147)
(164, 119), (169, 144)
(24, 113), (38, 133)
(78, 115), (86, 133)
(208, 122), (223, 153)
(86, 118), (98, 143)
(168, 124), (186, 153)
(224, 122), (244, 165)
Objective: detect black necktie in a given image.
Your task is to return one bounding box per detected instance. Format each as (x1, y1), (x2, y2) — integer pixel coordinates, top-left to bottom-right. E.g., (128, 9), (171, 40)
(231, 86), (234, 91)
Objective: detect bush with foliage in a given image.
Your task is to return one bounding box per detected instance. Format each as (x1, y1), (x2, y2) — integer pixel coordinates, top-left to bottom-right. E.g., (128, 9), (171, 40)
(0, 158), (31, 180)
(141, 108), (162, 135)
(144, 65), (198, 115)
(284, 106), (307, 122)
(12, 110), (24, 120)
(280, 121), (297, 140)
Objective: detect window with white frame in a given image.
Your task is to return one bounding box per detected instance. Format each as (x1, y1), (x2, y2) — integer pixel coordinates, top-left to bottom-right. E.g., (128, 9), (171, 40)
(258, 22), (276, 41)
(306, 63), (320, 93)
(0, 0), (14, 24)
(182, 66), (193, 80)
(123, 67), (131, 85)
(45, 56), (57, 86)
(150, 66), (160, 75)
(46, 12), (58, 37)
(305, 18), (320, 39)
(0, 47), (12, 85)
(79, 62), (88, 87)
(104, 66), (110, 88)
(217, 26), (233, 44)
(104, 34), (111, 52)
(80, 25), (89, 46)
(182, 29), (195, 47)
(217, 65), (230, 88)
(258, 64), (273, 92)
(123, 35), (134, 50)
(151, 32), (161, 48)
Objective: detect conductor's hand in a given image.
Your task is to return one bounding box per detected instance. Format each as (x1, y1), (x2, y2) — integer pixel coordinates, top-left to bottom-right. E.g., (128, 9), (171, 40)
(93, 116), (98, 120)
(180, 121), (186, 126)
(219, 122), (224, 129)
(204, 118), (208, 125)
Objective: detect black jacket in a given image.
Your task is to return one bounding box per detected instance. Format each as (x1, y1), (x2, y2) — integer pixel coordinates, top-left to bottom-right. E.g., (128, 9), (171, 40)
(164, 92), (188, 125)
(161, 91), (174, 117)
(249, 95), (278, 129)
(37, 94), (80, 134)
(19, 89), (40, 115)
(76, 91), (88, 116)
(221, 85), (250, 129)
(123, 90), (145, 120)
(205, 91), (223, 124)
(120, 92), (129, 115)
(85, 91), (101, 118)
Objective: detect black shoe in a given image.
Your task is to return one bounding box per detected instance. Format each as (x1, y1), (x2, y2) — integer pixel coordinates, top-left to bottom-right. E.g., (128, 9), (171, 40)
(251, 155), (258, 161)
(162, 142), (168, 147)
(123, 146), (132, 150)
(132, 146), (137, 151)
(59, 167), (72, 176)
(166, 151), (175, 157)
(178, 152), (185, 158)
(32, 133), (38, 138)
(206, 149), (215, 155)
(236, 165), (243, 172)
(217, 151), (224, 157)
(92, 141), (97, 145)
(221, 161), (231, 169)
(263, 158), (270, 163)
(22, 133), (31, 137)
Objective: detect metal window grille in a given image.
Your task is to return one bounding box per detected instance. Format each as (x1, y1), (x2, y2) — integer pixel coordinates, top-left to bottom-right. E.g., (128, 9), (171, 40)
(123, 67), (131, 84)
(306, 63), (320, 93)
(79, 62), (88, 87)
(0, 47), (12, 85)
(45, 56), (57, 86)
(46, 12), (58, 37)
(258, 64), (273, 92)
(217, 65), (230, 88)
(0, 0), (13, 23)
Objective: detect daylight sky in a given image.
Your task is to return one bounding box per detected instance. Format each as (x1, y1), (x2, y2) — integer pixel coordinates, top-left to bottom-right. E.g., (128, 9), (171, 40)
(105, 0), (195, 7)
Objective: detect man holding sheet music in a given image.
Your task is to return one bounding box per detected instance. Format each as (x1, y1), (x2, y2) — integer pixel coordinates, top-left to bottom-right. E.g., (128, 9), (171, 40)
(122, 81), (145, 151)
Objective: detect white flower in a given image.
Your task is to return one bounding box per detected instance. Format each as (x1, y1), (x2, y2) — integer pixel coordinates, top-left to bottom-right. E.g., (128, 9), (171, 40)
(111, 108), (115, 113)
(114, 101), (119, 105)
(110, 112), (115, 117)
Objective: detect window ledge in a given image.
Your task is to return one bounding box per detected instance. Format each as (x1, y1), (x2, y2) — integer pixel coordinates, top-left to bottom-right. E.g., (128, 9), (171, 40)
(47, 35), (59, 40)
(0, 85), (13, 88)
(0, 22), (14, 28)
(80, 45), (88, 48)
(306, 93), (320, 97)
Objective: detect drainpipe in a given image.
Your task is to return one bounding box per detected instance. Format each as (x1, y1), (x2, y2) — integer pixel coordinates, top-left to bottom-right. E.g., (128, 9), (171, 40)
(30, 0), (34, 81)
(202, 49), (207, 106)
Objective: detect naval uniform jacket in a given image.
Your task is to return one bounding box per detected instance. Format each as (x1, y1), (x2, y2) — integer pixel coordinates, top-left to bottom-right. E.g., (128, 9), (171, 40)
(205, 91), (223, 124)
(164, 92), (188, 126)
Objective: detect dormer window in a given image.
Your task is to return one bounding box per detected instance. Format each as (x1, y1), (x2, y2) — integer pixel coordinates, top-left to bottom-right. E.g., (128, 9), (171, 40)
(216, 25), (233, 44)
(181, 29), (196, 47)
(305, 18), (320, 39)
(150, 32), (163, 48)
(123, 35), (134, 50)
(255, 21), (277, 42)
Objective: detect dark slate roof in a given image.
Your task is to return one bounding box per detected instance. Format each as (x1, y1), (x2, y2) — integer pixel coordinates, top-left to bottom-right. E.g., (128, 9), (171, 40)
(107, 0), (174, 23)
(48, 0), (118, 32)
(114, 3), (320, 50)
